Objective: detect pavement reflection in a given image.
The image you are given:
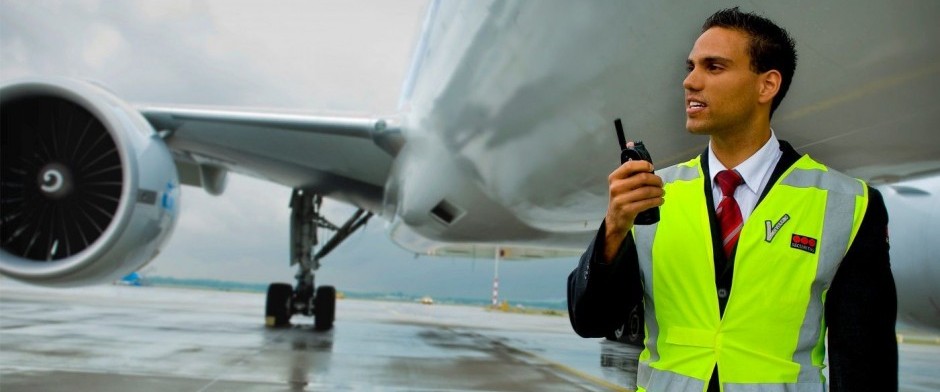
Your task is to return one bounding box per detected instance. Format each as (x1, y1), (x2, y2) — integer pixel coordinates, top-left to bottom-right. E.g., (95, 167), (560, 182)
(0, 283), (937, 391)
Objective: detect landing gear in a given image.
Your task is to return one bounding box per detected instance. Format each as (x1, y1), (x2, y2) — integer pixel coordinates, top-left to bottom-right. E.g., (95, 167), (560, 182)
(314, 286), (336, 331)
(264, 189), (372, 331)
(265, 283), (292, 327)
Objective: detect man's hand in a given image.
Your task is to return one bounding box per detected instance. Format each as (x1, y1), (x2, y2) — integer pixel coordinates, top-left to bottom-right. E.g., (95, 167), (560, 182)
(603, 160), (664, 263)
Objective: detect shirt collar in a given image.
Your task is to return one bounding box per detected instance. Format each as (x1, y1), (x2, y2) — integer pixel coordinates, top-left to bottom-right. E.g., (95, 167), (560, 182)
(708, 129), (781, 195)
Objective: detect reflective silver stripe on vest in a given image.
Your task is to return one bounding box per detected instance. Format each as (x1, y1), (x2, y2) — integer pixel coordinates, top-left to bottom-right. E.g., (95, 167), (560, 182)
(638, 362), (652, 389)
(781, 167), (864, 382)
(637, 363), (706, 391)
(635, 223), (659, 363)
(779, 168), (864, 198)
(724, 383), (826, 392)
(659, 163), (700, 184)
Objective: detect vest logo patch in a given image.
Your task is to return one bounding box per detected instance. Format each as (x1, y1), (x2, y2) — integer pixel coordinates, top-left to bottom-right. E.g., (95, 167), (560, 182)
(790, 234), (818, 254)
(765, 214), (790, 243)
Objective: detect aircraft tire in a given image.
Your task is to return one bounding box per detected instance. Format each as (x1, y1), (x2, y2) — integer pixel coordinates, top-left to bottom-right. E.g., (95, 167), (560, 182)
(265, 283), (293, 327)
(314, 285), (336, 331)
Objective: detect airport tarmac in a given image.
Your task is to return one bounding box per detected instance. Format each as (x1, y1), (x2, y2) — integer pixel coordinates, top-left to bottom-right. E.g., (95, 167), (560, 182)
(1, 282), (938, 391)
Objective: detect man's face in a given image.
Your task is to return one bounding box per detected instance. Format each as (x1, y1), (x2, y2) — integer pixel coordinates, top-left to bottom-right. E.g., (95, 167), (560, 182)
(683, 27), (762, 136)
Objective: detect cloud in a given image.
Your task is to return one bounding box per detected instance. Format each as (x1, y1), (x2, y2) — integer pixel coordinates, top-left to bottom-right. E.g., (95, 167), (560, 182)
(81, 23), (125, 68)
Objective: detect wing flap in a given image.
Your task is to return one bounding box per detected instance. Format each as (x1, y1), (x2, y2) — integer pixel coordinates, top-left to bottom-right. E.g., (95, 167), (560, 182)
(140, 105), (403, 212)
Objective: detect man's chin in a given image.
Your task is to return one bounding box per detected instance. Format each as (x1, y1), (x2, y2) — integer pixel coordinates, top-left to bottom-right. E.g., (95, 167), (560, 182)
(685, 120), (711, 135)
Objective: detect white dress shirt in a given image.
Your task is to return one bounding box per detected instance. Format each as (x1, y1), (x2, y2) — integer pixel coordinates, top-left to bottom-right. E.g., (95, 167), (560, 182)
(707, 130), (783, 223)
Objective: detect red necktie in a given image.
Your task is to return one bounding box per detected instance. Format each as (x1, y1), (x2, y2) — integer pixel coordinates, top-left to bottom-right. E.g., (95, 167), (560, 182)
(715, 170), (744, 258)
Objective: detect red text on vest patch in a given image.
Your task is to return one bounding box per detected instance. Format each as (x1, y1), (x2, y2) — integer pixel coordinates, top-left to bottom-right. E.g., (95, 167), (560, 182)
(790, 234), (818, 254)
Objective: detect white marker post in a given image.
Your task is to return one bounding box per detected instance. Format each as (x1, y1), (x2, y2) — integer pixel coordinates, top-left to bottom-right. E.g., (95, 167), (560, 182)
(492, 247), (501, 308)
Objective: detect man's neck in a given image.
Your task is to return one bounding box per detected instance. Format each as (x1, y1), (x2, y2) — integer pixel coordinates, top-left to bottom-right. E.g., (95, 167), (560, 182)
(709, 125), (772, 170)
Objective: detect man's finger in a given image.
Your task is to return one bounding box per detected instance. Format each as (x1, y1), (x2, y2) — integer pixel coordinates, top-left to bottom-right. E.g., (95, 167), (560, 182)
(609, 173), (663, 195)
(609, 160), (655, 181)
(610, 186), (665, 212)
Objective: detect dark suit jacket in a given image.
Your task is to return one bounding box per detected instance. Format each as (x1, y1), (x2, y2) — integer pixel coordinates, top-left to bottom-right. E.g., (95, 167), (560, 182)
(567, 140), (898, 391)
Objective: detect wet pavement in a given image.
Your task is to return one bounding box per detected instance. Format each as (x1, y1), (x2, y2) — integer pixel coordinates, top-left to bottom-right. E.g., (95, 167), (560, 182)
(0, 282), (937, 391)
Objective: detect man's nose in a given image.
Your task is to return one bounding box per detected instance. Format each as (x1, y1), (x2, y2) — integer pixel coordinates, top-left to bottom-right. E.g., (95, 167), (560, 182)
(683, 69), (702, 91)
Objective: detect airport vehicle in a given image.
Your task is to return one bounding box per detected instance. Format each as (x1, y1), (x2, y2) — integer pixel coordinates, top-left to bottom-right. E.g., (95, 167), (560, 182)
(1, 1), (938, 335)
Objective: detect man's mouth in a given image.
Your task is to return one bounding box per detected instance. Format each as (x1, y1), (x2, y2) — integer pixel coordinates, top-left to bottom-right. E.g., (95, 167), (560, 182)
(687, 100), (707, 114)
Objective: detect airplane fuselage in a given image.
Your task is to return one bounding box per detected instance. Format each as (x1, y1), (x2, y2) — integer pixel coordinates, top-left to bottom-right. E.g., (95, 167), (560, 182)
(387, 1), (940, 330)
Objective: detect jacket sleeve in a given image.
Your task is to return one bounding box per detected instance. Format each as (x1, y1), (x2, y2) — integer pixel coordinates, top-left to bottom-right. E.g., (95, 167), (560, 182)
(567, 221), (644, 338)
(826, 187), (898, 391)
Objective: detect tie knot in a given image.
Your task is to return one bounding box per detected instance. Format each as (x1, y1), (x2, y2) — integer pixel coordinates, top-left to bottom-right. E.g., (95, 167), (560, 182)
(716, 170), (744, 197)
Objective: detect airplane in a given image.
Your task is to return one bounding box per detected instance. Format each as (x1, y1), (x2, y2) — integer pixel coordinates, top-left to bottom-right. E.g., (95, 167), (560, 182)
(1, 1), (938, 337)
(118, 272), (144, 287)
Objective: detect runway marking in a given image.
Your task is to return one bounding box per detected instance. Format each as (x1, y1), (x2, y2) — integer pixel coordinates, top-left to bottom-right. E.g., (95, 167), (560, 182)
(194, 326), (291, 392)
(487, 338), (634, 391)
(528, 352), (633, 391)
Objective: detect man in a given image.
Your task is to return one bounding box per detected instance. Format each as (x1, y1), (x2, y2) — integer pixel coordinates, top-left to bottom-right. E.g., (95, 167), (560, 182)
(568, 7), (897, 391)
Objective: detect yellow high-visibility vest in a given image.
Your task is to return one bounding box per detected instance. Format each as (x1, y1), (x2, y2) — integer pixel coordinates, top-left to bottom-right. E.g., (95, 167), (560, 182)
(633, 155), (868, 392)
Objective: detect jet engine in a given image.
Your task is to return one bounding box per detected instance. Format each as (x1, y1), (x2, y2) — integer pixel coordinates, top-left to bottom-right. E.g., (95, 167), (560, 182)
(0, 77), (179, 286)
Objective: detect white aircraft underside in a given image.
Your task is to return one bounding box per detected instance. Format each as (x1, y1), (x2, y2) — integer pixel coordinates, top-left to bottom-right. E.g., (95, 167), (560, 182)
(1, 1), (938, 331)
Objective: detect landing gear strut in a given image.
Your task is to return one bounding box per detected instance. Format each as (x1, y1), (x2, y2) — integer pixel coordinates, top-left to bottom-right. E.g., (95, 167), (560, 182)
(265, 189), (372, 330)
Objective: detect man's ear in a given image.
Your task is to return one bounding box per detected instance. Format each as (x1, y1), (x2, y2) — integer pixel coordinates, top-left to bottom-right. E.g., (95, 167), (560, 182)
(758, 70), (782, 105)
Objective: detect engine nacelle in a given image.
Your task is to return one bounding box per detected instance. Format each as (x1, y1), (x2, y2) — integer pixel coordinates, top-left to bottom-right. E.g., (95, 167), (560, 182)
(0, 77), (179, 286)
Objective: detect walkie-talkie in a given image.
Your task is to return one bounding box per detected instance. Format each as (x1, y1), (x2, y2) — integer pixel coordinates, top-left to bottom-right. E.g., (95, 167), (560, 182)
(615, 118), (660, 225)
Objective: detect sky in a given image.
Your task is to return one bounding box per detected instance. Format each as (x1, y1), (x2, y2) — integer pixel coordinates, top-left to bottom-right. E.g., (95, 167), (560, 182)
(0, 0), (578, 302)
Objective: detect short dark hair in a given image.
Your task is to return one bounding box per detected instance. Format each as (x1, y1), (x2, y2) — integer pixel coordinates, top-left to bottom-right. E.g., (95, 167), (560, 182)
(703, 7), (797, 117)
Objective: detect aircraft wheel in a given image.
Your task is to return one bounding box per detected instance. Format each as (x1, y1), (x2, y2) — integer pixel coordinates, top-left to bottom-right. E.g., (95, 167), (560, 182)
(314, 285), (336, 331)
(265, 283), (293, 327)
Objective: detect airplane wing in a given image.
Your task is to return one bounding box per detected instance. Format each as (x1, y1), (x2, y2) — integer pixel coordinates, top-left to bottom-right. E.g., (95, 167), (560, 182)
(140, 105), (403, 213)
(143, 105), (585, 261)
(140, 105), (584, 260)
